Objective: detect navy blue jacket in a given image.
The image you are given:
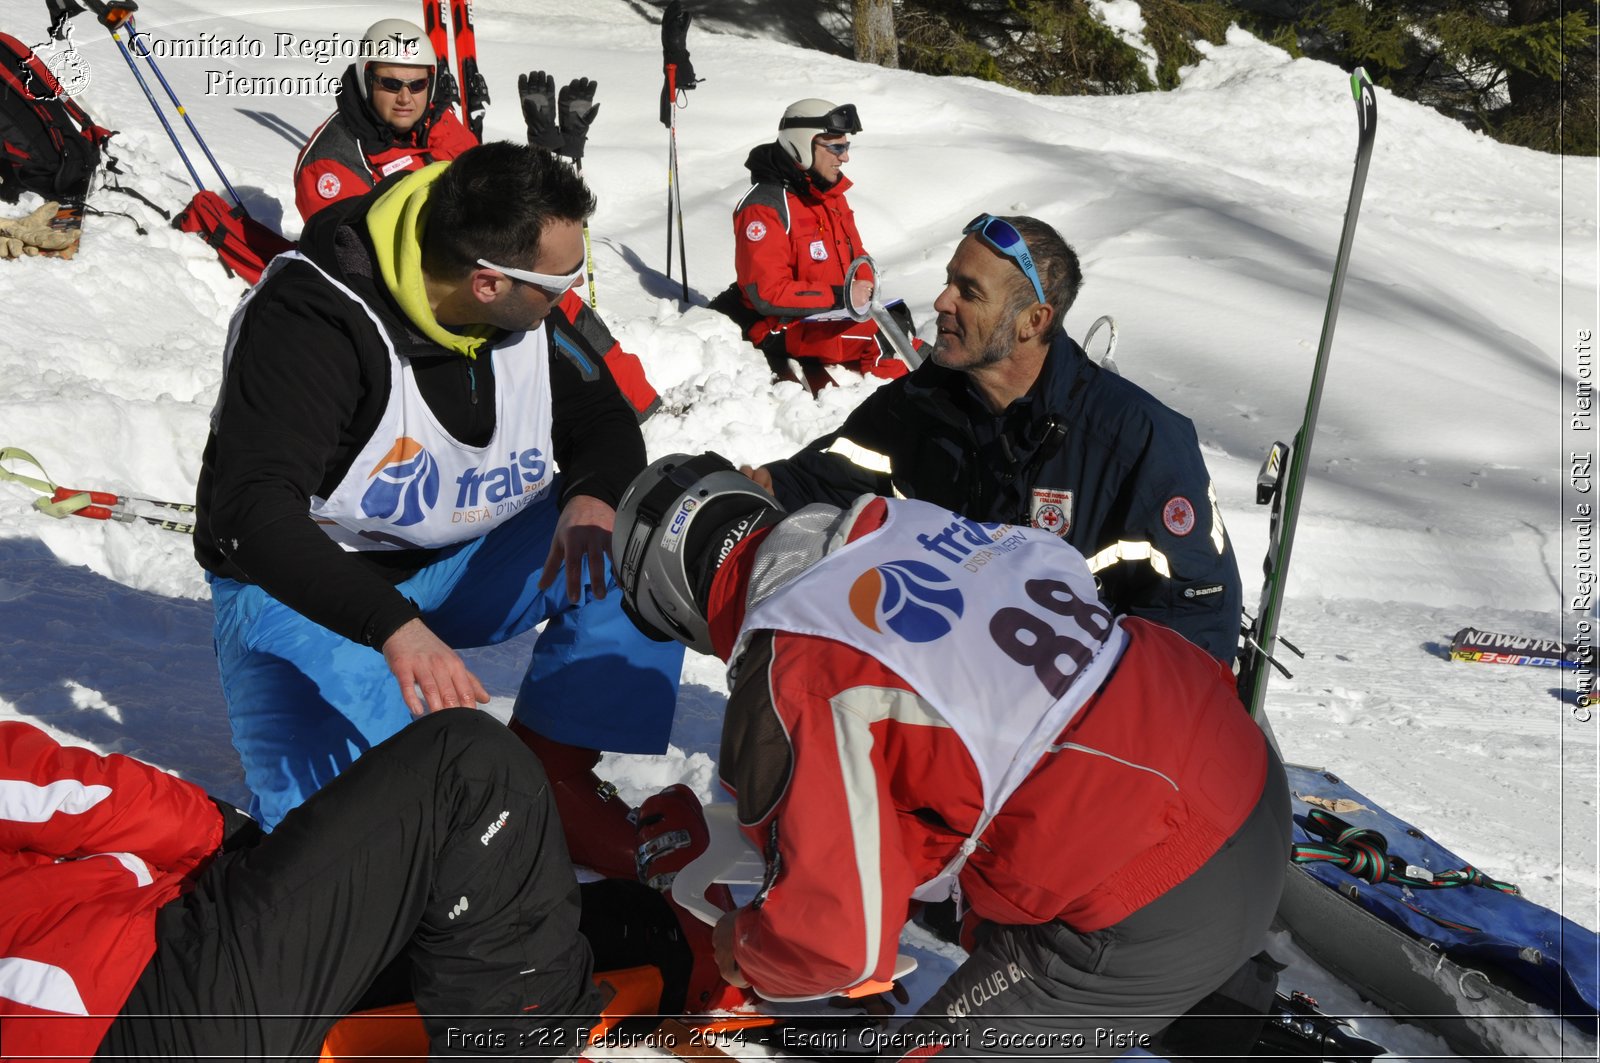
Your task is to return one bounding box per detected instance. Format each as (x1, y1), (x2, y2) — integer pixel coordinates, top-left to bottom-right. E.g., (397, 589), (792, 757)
(764, 332), (1243, 664)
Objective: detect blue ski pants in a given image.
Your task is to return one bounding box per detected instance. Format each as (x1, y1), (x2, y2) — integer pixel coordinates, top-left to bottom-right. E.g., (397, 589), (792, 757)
(210, 491), (684, 829)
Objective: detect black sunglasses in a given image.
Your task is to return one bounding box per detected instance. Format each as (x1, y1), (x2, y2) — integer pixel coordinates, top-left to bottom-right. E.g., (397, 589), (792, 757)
(373, 74), (430, 95)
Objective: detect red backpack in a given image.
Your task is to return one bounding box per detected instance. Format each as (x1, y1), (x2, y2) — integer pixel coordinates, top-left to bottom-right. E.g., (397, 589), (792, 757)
(173, 189), (295, 285)
(0, 30), (111, 205)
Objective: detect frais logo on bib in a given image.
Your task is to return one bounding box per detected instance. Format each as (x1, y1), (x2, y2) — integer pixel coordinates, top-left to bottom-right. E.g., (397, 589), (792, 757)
(849, 560), (964, 643)
(361, 439), (549, 526)
(452, 448), (549, 509)
(361, 438), (440, 527)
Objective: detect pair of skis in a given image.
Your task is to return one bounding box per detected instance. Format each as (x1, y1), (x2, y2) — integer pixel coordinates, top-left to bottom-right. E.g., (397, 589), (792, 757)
(421, 0), (487, 141)
(1236, 69), (1377, 719)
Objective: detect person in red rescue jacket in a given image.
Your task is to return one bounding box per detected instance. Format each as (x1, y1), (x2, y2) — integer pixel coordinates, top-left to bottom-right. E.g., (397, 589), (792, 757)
(0, 711), (599, 1062)
(293, 18), (478, 224)
(709, 100), (914, 394)
(613, 453), (1290, 1055)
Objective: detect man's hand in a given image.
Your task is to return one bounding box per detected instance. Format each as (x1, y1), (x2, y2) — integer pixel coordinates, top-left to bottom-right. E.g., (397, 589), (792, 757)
(539, 493), (614, 604)
(739, 464), (774, 492)
(381, 617), (490, 718)
(557, 77), (600, 162)
(518, 70), (563, 151)
(712, 909), (751, 988)
(849, 276), (875, 314)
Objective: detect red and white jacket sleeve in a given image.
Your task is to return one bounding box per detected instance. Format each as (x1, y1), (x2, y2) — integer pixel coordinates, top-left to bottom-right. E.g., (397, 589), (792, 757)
(722, 634), (925, 999)
(0, 722), (221, 1061)
(733, 199), (841, 320)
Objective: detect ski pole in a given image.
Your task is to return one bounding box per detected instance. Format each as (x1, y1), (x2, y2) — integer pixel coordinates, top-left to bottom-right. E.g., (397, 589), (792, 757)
(670, 110), (689, 302)
(664, 62), (679, 298)
(97, 9), (205, 190)
(109, 7), (250, 213)
(577, 163), (599, 309)
(0, 447), (195, 534)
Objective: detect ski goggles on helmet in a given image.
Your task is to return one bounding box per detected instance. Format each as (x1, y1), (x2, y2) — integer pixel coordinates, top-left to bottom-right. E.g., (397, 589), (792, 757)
(476, 258), (585, 296)
(963, 214), (1046, 306)
(779, 102), (863, 136)
(372, 74), (431, 95)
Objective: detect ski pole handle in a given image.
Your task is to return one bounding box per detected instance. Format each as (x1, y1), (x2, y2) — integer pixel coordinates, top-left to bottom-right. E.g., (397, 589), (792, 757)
(47, 489), (118, 522)
(53, 486), (117, 507)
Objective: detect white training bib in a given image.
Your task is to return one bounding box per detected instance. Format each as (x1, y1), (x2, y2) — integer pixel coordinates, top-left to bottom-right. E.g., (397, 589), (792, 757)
(227, 252), (555, 552)
(739, 499), (1128, 897)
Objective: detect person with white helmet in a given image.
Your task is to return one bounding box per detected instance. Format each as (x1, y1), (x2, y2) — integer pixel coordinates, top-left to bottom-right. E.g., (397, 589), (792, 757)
(292, 18), (479, 224)
(709, 99), (916, 394)
(612, 452), (1289, 1054)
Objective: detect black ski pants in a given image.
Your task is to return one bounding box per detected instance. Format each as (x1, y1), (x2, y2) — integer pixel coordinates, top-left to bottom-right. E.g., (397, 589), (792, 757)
(96, 709), (601, 1060)
(889, 750), (1291, 1059)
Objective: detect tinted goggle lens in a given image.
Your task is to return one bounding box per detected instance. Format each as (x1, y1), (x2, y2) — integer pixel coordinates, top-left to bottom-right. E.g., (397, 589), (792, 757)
(780, 103), (863, 136)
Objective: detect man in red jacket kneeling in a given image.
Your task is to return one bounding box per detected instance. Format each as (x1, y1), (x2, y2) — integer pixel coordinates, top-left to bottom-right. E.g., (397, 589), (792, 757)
(612, 452), (1290, 1056)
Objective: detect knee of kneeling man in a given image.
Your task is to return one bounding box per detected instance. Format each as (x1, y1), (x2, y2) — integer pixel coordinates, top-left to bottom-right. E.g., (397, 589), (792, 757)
(421, 709), (545, 777)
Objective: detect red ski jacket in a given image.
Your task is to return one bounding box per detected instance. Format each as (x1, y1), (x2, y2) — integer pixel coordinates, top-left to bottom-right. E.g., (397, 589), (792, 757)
(730, 145), (902, 374)
(0, 722), (221, 1061)
(294, 66), (478, 224)
(709, 499), (1269, 1000)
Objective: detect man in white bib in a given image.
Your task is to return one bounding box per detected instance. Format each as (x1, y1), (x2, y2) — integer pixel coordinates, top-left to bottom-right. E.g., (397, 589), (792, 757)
(195, 145), (682, 876)
(613, 452), (1289, 1055)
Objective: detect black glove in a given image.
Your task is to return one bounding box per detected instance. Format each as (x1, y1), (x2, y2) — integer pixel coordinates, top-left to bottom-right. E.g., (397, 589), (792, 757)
(518, 70), (564, 152)
(557, 77), (599, 161)
(661, 0), (697, 89)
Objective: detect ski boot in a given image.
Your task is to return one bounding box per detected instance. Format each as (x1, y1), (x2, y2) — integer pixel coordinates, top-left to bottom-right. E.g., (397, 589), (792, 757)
(636, 784), (753, 1014)
(509, 721), (637, 881)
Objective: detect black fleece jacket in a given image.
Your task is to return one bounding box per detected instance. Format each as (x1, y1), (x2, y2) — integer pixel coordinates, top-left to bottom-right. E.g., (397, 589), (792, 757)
(194, 186), (646, 649)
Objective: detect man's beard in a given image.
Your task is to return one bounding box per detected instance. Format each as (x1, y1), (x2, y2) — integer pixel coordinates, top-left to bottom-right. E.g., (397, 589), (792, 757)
(932, 292), (1029, 368)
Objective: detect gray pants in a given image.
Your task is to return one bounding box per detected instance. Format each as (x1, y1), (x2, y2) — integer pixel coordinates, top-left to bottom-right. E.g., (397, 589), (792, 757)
(889, 751), (1290, 1059)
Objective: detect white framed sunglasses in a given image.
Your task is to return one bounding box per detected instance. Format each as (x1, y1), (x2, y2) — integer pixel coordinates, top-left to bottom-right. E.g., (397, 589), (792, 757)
(476, 258), (585, 296)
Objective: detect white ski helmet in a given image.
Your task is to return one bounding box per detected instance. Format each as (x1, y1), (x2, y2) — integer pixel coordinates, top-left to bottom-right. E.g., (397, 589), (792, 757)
(776, 98), (862, 166)
(613, 452), (783, 656)
(356, 18), (436, 101)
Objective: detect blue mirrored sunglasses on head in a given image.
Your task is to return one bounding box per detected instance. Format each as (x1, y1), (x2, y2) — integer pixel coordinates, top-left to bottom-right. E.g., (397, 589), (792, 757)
(964, 214), (1046, 305)
(816, 140), (850, 157)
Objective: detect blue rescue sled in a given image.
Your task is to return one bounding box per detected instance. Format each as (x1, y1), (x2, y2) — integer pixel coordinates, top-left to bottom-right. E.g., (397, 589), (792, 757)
(1279, 763), (1597, 1058)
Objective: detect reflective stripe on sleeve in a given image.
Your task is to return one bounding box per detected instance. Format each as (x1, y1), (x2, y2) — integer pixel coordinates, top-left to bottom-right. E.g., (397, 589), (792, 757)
(1083, 540), (1173, 578)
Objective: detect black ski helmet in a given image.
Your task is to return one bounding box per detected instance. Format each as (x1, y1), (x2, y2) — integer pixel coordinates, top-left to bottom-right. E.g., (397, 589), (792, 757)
(612, 452), (783, 656)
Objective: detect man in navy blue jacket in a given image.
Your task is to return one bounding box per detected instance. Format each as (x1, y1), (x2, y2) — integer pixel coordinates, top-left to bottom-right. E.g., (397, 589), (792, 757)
(744, 214), (1242, 665)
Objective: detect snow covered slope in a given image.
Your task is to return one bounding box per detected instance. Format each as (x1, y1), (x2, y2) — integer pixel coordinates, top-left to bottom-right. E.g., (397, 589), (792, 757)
(0, 0), (1593, 1056)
